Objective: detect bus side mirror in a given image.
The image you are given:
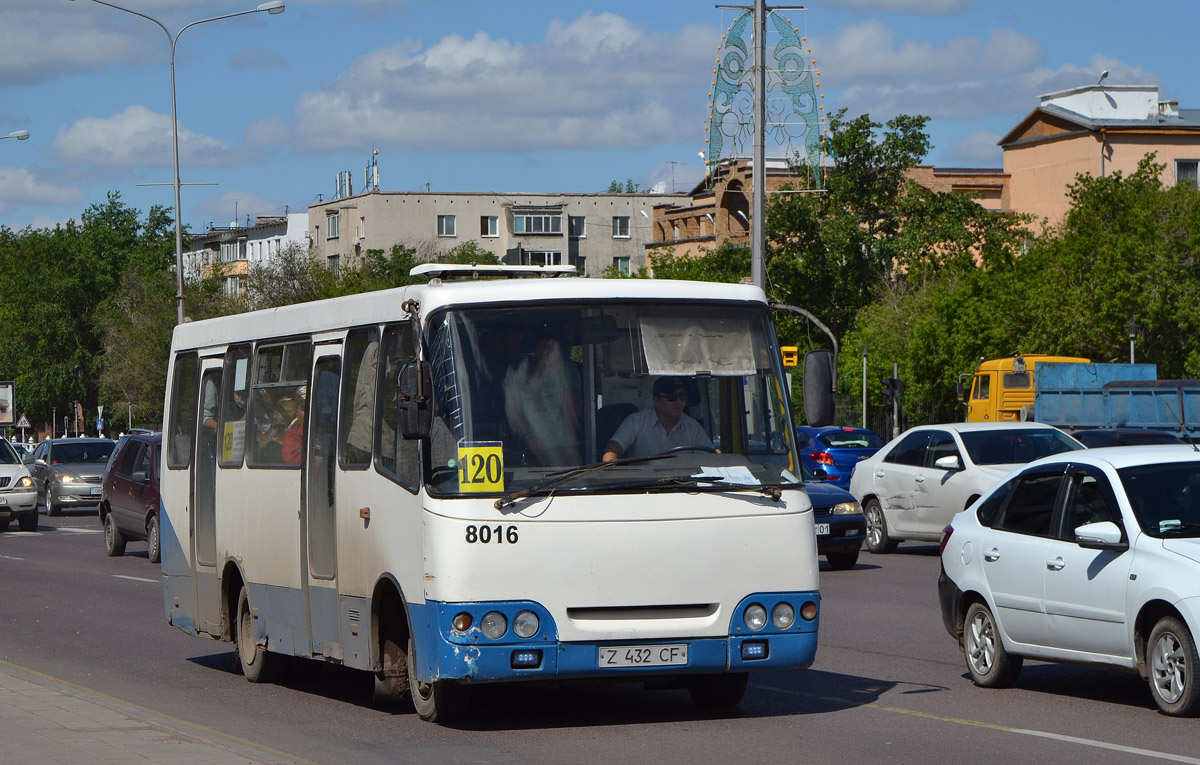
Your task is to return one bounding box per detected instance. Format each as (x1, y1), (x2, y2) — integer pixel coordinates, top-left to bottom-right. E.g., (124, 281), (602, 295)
(397, 361), (433, 439)
(803, 350), (836, 428)
(956, 381), (965, 402)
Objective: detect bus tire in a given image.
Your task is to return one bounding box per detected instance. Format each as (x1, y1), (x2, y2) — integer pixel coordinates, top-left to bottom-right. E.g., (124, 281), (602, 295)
(372, 633), (411, 705)
(236, 585), (279, 683)
(407, 634), (470, 723)
(687, 672), (748, 708)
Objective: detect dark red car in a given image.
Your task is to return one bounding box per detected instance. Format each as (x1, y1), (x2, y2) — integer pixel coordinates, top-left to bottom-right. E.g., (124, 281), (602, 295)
(100, 432), (162, 563)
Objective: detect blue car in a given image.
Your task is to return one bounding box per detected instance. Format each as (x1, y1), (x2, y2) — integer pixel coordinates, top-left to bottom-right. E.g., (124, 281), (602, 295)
(796, 426), (885, 490)
(802, 465), (865, 570)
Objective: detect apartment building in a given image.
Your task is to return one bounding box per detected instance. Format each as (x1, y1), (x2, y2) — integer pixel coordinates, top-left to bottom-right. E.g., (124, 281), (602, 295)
(182, 212), (310, 296)
(308, 189), (687, 277)
(1000, 84), (1200, 225)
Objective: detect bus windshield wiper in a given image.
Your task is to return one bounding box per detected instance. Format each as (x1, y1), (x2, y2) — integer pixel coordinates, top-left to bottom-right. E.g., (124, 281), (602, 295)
(493, 454), (675, 511)
(655, 475), (783, 502)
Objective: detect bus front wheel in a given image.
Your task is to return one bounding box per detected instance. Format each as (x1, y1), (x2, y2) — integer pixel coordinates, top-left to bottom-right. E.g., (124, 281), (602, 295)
(407, 635), (471, 723)
(236, 585), (280, 683)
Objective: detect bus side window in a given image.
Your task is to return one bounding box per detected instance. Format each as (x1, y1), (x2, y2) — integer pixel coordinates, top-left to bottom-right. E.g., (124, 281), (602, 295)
(376, 322), (419, 490)
(219, 344), (251, 468)
(972, 374), (990, 400)
(168, 352), (199, 469)
(339, 328), (379, 470)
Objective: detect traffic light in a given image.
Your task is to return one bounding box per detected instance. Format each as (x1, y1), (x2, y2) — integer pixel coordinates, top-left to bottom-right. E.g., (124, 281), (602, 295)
(880, 377), (905, 401)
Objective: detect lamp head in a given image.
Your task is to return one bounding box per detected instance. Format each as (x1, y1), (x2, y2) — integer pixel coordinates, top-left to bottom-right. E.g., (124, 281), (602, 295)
(5, 130), (30, 141)
(257, 1), (285, 14)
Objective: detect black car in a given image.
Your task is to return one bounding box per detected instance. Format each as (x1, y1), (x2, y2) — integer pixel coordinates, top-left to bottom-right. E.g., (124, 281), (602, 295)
(802, 465), (865, 570)
(100, 432), (162, 562)
(1071, 428), (1188, 447)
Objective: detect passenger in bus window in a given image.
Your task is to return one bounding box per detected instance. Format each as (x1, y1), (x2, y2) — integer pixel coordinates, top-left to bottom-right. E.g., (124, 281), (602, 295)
(282, 386), (306, 465)
(503, 333), (583, 465)
(602, 377), (713, 461)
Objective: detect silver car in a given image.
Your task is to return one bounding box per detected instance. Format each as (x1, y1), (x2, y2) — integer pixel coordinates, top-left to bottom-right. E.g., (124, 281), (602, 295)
(0, 439), (37, 531)
(28, 438), (116, 516)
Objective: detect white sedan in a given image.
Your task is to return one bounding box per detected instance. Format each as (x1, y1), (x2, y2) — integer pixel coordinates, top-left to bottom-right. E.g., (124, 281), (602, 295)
(848, 422), (1082, 553)
(939, 445), (1200, 716)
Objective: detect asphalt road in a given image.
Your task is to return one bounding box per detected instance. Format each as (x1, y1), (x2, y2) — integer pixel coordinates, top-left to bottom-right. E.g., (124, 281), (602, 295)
(1, 512), (1197, 764)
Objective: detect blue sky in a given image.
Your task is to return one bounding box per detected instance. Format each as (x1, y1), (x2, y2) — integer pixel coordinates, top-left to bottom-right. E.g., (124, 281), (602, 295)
(2, 0), (1196, 232)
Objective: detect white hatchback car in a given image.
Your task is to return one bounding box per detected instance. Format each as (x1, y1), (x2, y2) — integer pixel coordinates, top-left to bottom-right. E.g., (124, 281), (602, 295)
(848, 422), (1082, 553)
(939, 445), (1200, 716)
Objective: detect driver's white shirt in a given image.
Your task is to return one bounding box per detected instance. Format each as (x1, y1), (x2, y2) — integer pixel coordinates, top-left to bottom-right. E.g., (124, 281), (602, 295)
(609, 408), (711, 458)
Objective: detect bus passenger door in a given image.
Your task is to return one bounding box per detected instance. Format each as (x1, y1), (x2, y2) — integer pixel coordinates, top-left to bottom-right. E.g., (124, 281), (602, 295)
(194, 364), (223, 636)
(304, 354), (342, 658)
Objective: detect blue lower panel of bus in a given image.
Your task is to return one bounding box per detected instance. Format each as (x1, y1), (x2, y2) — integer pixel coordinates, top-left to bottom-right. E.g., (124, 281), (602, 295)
(409, 592), (819, 685)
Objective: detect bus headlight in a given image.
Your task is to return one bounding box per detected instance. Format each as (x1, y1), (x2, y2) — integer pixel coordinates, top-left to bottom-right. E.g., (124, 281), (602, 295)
(481, 611), (507, 639)
(513, 610), (539, 639)
(743, 603), (767, 631)
(832, 500), (860, 515)
(800, 601), (818, 621)
(772, 602), (795, 629)
(451, 612), (472, 633)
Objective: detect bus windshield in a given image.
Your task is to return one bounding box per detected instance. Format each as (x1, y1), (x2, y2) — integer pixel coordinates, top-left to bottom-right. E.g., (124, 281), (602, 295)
(423, 301), (800, 497)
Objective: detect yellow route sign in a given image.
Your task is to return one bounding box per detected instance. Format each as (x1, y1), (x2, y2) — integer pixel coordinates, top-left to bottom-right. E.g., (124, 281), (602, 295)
(457, 441), (504, 493)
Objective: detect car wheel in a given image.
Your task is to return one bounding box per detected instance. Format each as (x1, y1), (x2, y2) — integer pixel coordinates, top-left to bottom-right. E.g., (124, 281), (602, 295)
(964, 601), (1022, 688)
(103, 513), (126, 557)
(687, 673), (748, 709)
(863, 499), (898, 554)
(826, 549), (860, 570)
(45, 484), (60, 517)
(1148, 616), (1200, 716)
(408, 634), (471, 722)
(146, 515), (161, 564)
(236, 585), (280, 683)
(17, 511), (36, 532)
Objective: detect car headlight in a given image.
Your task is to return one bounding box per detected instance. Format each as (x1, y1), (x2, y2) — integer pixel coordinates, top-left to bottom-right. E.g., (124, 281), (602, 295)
(480, 611), (507, 639)
(832, 500), (860, 515)
(743, 603), (767, 631)
(59, 474), (76, 484)
(16, 476), (32, 489)
(513, 610), (539, 639)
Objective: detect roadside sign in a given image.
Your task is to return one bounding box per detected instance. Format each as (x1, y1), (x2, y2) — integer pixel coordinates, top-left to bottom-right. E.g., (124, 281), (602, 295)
(14, 414), (30, 429)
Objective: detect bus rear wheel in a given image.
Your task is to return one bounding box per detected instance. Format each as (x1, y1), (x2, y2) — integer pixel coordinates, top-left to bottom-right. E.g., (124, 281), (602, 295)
(407, 635), (470, 723)
(236, 585), (280, 683)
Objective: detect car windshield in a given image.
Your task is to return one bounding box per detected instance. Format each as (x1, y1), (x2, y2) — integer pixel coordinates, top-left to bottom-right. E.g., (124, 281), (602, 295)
(818, 430), (884, 449)
(423, 301), (800, 497)
(50, 442), (115, 464)
(960, 428), (1082, 465)
(1120, 461), (1200, 538)
(0, 441), (19, 465)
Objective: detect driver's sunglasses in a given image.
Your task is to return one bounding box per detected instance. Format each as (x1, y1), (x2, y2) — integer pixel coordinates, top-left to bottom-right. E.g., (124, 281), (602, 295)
(655, 391), (687, 402)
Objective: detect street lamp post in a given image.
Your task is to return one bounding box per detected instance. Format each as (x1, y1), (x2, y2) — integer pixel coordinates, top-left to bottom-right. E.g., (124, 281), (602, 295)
(1125, 319), (1143, 364)
(1, 130), (30, 141)
(70, 0), (285, 325)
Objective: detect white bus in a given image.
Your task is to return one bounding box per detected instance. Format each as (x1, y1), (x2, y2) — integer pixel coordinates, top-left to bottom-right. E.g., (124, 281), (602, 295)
(161, 264), (823, 722)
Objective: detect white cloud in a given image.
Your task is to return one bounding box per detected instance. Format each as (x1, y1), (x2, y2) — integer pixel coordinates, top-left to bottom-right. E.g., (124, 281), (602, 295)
(0, 166), (83, 209)
(51, 105), (240, 168)
(289, 13), (716, 152)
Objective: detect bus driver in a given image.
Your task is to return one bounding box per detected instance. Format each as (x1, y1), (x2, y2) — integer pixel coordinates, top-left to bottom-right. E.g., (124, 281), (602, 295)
(601, 376), (713, 461)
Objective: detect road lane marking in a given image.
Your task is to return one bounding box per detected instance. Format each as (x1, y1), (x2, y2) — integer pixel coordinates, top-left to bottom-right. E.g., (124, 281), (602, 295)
(874, 703), (1200, 763)
(0, 554), (24, 560)
(759, 684), (1200, 764)
(58, 527), (102, 534)
(112, 575), (159, 583)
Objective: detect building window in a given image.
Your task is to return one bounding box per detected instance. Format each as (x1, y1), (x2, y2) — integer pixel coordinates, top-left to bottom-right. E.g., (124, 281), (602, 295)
(568, 215), (586, 238)
(357, 216), (366, 240)
(328, 254), (340, 277)
(481, 216), (498, 237)
(524, 251), (570, 266)
(1178, 159), (1199, 189)
(613, 256), (630, 275)
(612, 216), (630, 238)
(514, 214), (562, 235)
(326, 211), (340, 239)
(437, 214), (456, 237)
